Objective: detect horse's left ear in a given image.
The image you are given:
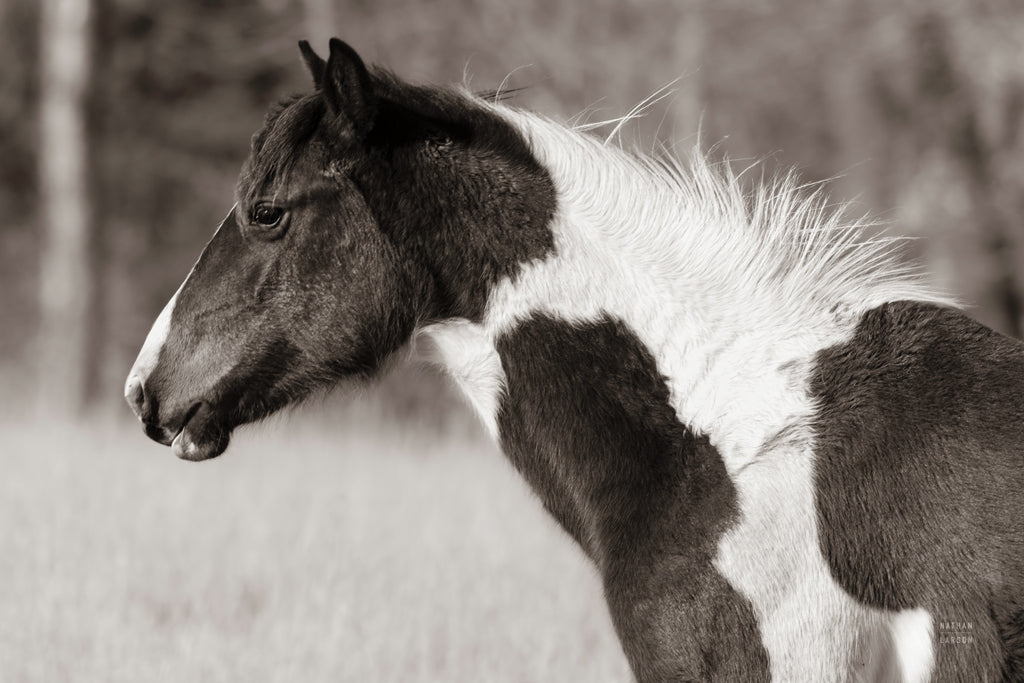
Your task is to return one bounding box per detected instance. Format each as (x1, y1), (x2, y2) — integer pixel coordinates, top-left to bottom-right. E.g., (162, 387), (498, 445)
(298, 40), (326, 89)
(322, 38), (377, 138)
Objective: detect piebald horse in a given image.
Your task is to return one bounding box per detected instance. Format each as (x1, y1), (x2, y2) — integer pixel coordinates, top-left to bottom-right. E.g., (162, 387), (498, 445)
(125, 39), (1024, 682)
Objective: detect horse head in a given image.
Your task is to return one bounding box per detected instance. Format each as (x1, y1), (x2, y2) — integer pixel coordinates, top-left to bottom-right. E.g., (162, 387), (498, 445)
(124, 39), (553, 459)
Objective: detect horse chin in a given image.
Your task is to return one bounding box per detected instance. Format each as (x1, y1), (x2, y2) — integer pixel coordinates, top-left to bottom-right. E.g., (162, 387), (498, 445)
(170, 402), (232, 462)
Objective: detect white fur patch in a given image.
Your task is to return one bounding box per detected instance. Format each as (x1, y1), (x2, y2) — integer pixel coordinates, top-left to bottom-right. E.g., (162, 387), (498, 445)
(125, 282), (183, 399)
(413, 320), (505, 439)
(892, 609), (935, 683)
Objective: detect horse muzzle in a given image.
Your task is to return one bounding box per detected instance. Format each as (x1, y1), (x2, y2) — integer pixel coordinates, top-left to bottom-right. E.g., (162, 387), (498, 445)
(124, 373), (230, 461)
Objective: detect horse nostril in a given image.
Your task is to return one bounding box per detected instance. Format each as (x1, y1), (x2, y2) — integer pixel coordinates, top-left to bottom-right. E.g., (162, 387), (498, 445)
(125, 374), (146, 419)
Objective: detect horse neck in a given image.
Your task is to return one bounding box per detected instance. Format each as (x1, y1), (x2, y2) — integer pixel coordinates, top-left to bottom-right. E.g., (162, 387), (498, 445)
(421, 107), (951, 471)
(479, 113), (858, 468)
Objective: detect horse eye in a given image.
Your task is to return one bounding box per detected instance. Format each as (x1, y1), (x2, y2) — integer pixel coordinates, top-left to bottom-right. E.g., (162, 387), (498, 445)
(252, 204), (285, 228)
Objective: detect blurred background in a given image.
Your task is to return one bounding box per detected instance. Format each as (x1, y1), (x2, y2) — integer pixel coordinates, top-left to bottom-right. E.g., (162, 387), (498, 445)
(2, 0), (1022, 681)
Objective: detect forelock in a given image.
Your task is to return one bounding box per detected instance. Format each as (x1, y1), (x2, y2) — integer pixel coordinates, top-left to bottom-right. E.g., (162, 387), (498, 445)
(241, 93), (326, 203)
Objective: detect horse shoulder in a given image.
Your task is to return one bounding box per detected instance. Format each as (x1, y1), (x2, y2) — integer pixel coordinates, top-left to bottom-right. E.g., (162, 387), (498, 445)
(812, 300), (1024, 681)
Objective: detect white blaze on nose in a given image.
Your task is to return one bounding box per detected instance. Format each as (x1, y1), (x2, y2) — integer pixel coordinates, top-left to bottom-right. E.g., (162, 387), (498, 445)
(124, 205), (236, 400)
(124, 281), (185, 396)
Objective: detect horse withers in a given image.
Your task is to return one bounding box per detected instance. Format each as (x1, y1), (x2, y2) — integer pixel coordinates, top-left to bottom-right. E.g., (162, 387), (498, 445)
(125, 39), (1024, 682)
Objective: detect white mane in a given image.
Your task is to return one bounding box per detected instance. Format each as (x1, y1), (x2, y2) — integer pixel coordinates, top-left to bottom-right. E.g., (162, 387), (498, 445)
(506, 106), (955, 320)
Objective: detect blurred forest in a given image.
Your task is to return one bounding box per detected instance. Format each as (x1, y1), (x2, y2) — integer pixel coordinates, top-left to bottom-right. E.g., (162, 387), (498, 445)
(3, 0), (1023, 420)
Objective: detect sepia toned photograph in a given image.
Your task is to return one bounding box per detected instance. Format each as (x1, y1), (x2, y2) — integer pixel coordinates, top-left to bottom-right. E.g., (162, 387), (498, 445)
(2, 0), (1023, 681)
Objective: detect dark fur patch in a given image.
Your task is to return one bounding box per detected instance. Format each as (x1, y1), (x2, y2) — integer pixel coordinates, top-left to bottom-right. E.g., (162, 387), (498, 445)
(811, 301), (1024, 681)
(243, 93), (326, 203)
(496, 313), (770, 682)
(351, 70), (556, 322)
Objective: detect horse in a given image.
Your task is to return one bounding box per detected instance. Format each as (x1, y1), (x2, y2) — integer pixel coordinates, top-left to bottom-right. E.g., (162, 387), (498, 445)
(124, 39), (1024, 682)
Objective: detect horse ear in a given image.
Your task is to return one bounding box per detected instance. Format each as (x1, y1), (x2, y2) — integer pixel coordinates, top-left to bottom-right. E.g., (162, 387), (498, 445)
(298, 40), (326, 89)
(322, 38), (376, 138)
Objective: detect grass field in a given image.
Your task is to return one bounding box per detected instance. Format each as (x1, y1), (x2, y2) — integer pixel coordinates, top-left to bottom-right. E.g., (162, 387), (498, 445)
(0, 406), (631, 682)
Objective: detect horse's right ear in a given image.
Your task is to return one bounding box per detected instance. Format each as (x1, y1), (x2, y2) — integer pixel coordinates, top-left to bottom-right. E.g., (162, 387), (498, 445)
(298, 40), (326, 89)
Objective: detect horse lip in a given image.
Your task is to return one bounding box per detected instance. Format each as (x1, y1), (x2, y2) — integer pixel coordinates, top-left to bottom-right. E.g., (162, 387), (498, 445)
(143, 421), (176, 446)
(142, 401), (203, 449)
(170, 402), (203, 443)
(170, 401), (231, 461)
(171, 429), (201, 460)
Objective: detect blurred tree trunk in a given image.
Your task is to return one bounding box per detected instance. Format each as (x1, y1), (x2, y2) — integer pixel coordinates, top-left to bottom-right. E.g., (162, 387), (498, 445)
(827, 5), (890, 208)
(83, 0), (113, 407)
(38, 0), (93, 417)
(910, 14), (1022, 337)
(959, 123), (1023, 338)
